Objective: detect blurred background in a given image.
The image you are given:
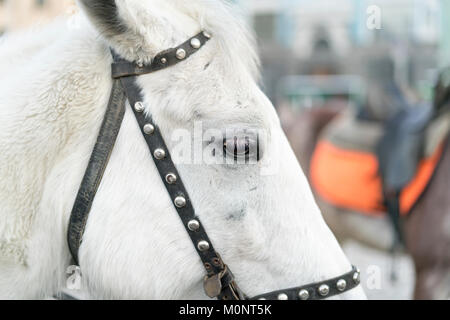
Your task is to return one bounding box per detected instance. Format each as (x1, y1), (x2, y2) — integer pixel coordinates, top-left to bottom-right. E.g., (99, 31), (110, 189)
(1, 0), (449, 300)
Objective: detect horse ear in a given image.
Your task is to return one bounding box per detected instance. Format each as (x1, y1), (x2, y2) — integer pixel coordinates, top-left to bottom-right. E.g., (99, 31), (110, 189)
(78, 0), (175, 63)
(79, 0), (127, 38)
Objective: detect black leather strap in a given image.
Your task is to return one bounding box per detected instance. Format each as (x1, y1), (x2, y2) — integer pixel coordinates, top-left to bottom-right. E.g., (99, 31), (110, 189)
(67, 31), (361, 301)
(111, 32), (211, 79)
(250, 266), (360, 300)
(118, 74), (245, 300)
(68, 31), (244, 300)
(68, 79), (126, 265)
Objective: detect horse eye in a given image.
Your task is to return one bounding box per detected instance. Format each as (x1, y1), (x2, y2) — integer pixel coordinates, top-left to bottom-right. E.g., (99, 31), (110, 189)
(223, 136), (260, 162)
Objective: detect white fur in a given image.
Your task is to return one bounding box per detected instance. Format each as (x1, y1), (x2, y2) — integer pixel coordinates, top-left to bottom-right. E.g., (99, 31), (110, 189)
(0, 0), (366, 299)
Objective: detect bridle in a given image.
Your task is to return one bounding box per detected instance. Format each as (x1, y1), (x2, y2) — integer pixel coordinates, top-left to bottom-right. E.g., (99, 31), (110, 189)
(67, 31), (361, 300)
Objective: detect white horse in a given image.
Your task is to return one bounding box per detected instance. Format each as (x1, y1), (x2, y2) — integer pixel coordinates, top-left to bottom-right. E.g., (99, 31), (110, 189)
(0, 0), (366, 299)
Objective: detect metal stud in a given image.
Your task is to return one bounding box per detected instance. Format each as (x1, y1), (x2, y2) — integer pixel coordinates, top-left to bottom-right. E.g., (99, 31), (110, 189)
(203, 31), (212, 39)
(154, 148), (166, 160)
(204, 263), (212, 271)
(161, 57), (167, 64)
(174, 196), (187, 208)
(336, 279), (347, 292)
(197, 240), (210, 251)
(353, 271), (361, 284)
(134, 101), (145, 113)
(143, 124), (155, 135)
(165, 173), (177, 184)
(277, 293), (288, 300)
(187, 220), (200, 232)
(176, 48), (186, 60)
(137, 62), (144, 68)
(318, 284), (330, 297)
(190, 38), (201, 49)
(258, 298), (266, 301)
(298, 289), (309, 300)
(212, 257), (222, 267)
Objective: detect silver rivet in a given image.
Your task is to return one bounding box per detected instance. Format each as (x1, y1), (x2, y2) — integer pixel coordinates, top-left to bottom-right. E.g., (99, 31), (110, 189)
(353, 272), (361, 284)
(277, 293), (288, 300)
(336, 279), (347, 291)
(134, 101), (145, 113)
(154, 148), (166, 160)
(203, 31), (212, 39)
(190, 38), (201, 49)
(187, 220), (200, 232)
(197, 240), (210, 251)
(174, 196), (187, 208)
(161, 57), (167, 64)
(143, 124), (155, 135)
(165, 173), (177, 184)
(258, 298), (266, 301)
(318, 284), (330, 296)
(176, 48), (186, 60)
(298, 289), (309, 300)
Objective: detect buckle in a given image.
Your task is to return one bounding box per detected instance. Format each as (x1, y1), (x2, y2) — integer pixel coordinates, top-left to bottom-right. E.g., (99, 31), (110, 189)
(203, 265), (246, 300)
(203, 272), (223, 298)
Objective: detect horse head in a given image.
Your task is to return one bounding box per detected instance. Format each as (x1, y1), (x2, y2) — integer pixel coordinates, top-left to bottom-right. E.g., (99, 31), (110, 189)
(0, 0), (366, 299)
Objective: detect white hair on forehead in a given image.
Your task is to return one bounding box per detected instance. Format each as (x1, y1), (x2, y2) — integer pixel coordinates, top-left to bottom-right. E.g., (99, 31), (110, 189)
(172, 0), (261, 80)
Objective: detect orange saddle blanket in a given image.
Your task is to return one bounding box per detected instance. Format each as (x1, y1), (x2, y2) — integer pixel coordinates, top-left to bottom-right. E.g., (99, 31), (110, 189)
(310, 111), (449, 217)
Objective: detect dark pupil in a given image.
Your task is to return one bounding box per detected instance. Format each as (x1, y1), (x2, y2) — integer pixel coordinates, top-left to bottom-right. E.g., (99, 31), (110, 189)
(224, 137), (251, 161)
(235, 137), (250, 155)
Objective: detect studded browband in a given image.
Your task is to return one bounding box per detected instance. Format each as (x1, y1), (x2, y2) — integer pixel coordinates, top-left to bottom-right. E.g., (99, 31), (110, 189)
(67, 31), (361, 300)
